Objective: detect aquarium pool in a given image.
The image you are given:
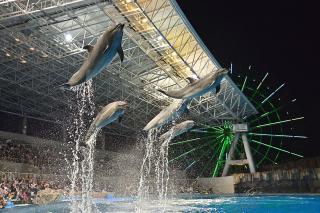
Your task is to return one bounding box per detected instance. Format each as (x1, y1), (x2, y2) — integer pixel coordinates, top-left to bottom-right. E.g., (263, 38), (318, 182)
(2, 194), (320, 213)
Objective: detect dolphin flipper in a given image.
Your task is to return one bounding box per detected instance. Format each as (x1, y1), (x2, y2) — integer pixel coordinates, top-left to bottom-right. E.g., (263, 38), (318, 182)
(215, 83), (221, 94)
(186, 77), (197, 84)
(117, 47), (124, 62)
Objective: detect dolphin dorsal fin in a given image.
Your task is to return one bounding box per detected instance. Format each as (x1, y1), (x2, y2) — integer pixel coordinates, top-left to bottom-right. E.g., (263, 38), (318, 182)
(117, 47), (124, 62)
(83, 45), (94, 52)
(186, 77), (197, 84)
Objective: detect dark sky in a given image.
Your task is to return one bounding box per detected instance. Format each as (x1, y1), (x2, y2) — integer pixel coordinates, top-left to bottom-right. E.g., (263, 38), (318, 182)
(176, 1), (320, 157)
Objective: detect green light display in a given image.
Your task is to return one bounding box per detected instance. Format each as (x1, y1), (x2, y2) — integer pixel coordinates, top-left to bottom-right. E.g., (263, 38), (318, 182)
(169, 71), (306, 178)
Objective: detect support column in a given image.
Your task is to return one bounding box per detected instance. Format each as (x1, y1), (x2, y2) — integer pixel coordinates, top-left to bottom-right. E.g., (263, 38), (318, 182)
(241, 134), (256, 173)
(221, 123), (256, 176)
(222, 133), (240, 176)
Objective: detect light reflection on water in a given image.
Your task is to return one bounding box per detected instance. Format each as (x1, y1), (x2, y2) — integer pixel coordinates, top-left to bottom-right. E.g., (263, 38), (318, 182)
(4, 195), (320, 213)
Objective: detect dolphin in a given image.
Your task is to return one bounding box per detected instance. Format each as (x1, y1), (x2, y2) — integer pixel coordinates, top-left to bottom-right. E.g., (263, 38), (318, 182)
(159, 120), (195, 141)
(157, 68), (228, 100)
(143, 99), (190, 131)
(61, 23), (125, 89)
(84, 101), (128, 145)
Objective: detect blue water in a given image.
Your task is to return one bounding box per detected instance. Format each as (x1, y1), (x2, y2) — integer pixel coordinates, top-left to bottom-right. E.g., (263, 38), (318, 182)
(2, 194), (320, 212)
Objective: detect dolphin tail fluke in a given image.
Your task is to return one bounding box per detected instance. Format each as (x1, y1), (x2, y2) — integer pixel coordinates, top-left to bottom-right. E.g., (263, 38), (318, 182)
(117, 47), (124, 62)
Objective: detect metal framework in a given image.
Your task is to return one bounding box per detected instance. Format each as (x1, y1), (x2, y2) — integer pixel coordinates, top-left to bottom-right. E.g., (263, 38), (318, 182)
(0, 0), (257, 136)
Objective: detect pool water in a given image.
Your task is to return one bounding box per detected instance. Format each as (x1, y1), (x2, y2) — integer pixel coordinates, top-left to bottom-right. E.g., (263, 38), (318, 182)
(2, 194), (320, 213)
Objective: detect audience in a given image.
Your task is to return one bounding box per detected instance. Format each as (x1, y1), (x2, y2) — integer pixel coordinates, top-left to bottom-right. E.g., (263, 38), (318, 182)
(0, 176), (62, 208)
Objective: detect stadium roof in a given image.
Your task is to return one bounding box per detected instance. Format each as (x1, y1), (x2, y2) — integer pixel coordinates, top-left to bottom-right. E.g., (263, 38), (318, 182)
(0, 0), (257, 135)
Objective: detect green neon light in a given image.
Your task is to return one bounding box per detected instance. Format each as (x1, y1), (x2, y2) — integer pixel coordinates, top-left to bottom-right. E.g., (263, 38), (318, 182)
(198, 142), (224, 178)
(249, 105), (284, 124)
(252, 117), (304, 129)
(170, 138), (201, 146)
(249, 133), (307, 139)
(169, 141), (211, 163)
(212, 137), (230, 177)
(185, 147), (213, 170)
(251, 146), (278, 165)
(251, 139), (303, 158)
(170, 135), (215, 146)
(241, 76), (247, 91)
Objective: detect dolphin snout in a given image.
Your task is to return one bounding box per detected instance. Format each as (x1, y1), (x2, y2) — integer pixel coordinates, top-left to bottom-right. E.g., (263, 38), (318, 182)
(119, 101), (128, 108)
(185, 120), (195, 129)
(220, 68), (229, 75)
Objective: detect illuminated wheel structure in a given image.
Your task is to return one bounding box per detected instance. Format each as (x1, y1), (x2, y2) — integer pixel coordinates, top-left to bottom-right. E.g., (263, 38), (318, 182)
(169, 71), (306, 178)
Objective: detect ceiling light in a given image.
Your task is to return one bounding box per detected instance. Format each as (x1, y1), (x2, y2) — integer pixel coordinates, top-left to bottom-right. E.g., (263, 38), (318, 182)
(20, 59), (27, 64)
(15, 38), (20, 42)
(5, 52), (11, 57)
(64, 33), (73, 42)
(172, 52), (177, 56)
(161, 42), (167, 47)
(29, 47), (35, 51)
(125, 0), (132, 3)
(141, 17), (148, 23)
(157, 36), (163, 41)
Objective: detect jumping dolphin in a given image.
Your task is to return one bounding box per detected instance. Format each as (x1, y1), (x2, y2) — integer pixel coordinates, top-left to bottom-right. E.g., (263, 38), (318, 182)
(143, 99), (190, 131)
(84, 101), (128, 145)
(159, 120), (195, 141)
(61, 23), (125, 89)
(157, 68), (228, 100)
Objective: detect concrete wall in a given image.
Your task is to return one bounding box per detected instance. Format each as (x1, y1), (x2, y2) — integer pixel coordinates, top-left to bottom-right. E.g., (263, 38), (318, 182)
(234, 168), (320, 193)
(196, 176), (234, 194)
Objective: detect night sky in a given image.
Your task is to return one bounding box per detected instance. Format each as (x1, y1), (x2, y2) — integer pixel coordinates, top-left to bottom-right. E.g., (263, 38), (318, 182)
(176, 1), (320, 157)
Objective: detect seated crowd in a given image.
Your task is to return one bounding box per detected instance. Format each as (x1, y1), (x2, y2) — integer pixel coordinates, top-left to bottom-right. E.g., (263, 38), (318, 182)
(0, 176), (59, 208)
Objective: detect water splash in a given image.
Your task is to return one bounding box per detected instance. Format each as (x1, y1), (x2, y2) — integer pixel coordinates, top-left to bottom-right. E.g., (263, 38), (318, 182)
(66, 81), (96, 213)
(155, 130), (173, 202)
(136, 127), (174, 212)
(137, 128), (158, 201)
(79, 131), (98, 213)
